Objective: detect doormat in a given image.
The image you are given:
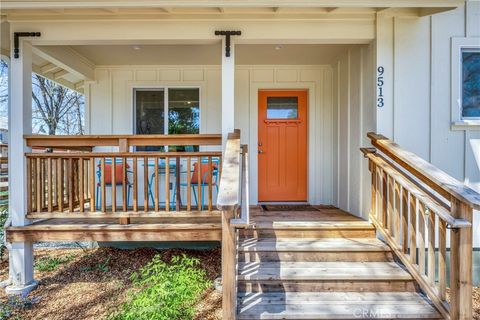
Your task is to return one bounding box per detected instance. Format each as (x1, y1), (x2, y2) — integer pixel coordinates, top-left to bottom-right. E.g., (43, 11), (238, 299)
(261, 204), (321, 211)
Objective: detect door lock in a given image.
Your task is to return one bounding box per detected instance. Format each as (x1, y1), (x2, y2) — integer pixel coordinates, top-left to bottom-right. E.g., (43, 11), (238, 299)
(258, 142), (263, 146)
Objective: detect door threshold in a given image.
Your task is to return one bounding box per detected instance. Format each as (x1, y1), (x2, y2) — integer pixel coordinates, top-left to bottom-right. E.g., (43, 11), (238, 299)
(258, 202), (309, 205)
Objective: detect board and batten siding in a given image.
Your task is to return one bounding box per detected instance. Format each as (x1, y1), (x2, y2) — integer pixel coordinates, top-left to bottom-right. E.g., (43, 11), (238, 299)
(333, 44), (376, 219)
(376, 1), (480, 247)
(88, 65), (337, 206)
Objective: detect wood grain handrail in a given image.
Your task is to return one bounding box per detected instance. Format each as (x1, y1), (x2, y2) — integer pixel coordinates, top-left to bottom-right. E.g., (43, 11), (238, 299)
(25, 134), (222, 148)
(217, 130), (241, 211)
(368, 132), (480, 210)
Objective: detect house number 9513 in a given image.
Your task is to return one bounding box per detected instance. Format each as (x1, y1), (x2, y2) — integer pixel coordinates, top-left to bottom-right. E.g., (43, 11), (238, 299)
(377, 66), (384, 108)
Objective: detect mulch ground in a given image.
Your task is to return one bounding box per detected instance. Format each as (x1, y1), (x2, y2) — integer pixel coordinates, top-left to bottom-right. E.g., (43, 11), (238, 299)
(0, 247), (222, 320)
(0, 248), (479, 320)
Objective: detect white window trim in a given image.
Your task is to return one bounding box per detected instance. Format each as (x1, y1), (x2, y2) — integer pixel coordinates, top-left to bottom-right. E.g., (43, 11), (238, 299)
(451, 37), (480, 130)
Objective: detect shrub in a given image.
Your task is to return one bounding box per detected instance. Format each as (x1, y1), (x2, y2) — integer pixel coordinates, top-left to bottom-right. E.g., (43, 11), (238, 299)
(110, 254), (210, 320)
(35, 254), (75, 272)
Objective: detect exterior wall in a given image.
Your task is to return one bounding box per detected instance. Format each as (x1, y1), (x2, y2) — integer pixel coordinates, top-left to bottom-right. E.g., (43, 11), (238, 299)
(376, 2), (480, 247)
(88, 64), (338, 206)
(333, 44), (376, 218)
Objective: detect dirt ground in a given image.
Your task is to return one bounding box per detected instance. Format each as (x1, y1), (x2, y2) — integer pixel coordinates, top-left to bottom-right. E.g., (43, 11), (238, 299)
(0, 247), (222, 320)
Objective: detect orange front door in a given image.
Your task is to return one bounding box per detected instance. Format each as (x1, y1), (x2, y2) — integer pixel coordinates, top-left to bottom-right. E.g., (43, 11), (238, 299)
(258, 90), (308, 202)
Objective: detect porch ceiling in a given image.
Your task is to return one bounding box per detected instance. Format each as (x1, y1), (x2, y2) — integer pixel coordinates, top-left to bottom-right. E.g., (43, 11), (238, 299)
(68, 44), (353, 66)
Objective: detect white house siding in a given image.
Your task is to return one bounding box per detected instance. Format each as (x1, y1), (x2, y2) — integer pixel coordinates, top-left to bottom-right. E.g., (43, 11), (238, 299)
(88, 64), (338, 206)
(376, 2), (480, 247)
(333, 44), (376, 218)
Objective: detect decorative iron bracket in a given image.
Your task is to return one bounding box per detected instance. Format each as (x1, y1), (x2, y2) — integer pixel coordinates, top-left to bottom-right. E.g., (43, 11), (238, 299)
(214, 30), (241, 57)
(14, 32), (41, 58)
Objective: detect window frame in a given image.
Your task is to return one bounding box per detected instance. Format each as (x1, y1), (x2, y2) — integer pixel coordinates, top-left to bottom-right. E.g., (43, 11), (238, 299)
(133, 86), (201, 137)
(451, 37), (480, 130)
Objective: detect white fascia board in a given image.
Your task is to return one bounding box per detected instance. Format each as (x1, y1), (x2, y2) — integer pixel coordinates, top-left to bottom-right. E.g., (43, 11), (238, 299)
(0, 0), (465, 10)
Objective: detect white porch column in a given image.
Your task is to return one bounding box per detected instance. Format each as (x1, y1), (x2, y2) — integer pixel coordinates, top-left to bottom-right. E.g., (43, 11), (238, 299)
(221, 37), (235, 148)
(6, 39), (36, 294)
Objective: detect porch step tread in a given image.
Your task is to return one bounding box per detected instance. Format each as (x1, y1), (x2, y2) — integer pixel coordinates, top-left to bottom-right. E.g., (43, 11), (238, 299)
(237, 261), (413, 281)
(238, 237), (390, 252)
(237, 292), (441, 319)
(252, 220), (375, 230)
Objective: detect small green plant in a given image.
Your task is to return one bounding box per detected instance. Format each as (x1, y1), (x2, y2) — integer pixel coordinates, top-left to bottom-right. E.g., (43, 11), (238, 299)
(110, 254), (210, 320)
(0, 293), (38, 320)
(81, 257), (111, 273)
(35, 254), (75, 272)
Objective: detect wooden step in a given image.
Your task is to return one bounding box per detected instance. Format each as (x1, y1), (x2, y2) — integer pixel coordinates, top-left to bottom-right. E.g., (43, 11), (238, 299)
(238, 237), (392, 262)
(238, 261), (413, 281)
(237, 292), (442, 319)
(240, 221), (376, 239)
(237, 261), (416, 292)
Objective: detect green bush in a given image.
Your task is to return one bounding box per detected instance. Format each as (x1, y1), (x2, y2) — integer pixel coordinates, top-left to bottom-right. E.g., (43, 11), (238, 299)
(110, 254), (210, 320)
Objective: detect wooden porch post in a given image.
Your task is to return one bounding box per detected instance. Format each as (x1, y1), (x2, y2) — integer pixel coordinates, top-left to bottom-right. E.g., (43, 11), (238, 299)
(221, 37), (235, 148)
(6, 39), (37, 294)
(222, 209), (236, 320)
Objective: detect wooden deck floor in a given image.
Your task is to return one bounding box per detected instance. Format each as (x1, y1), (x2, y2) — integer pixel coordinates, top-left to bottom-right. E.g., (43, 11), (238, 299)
(6, 206), (364, 243)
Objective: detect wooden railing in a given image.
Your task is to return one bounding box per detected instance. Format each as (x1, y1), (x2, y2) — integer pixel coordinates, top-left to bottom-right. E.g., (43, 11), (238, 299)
(24, 134), (222, 223)
(217, 129), (250, 320)
(362, 132), (479, 320)
(0, 144), (8, 208)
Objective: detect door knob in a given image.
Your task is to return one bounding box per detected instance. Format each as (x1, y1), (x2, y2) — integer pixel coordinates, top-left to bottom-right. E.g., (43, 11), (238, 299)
(258, 150), (264, 154)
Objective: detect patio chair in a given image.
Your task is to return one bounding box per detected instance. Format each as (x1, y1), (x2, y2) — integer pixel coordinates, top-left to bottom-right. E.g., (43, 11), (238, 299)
(178, 158), (220, 210)
(96, 159), (133, 210)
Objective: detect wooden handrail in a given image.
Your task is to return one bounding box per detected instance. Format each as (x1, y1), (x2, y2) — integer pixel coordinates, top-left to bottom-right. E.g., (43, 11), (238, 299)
(25, 134), (222, 149)
(26, 151), (221, 158)
(363, 133), (475, 320)
(368, 132), (480, 209)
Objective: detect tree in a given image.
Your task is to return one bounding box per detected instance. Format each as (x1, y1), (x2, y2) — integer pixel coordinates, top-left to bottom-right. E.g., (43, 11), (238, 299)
(32, 74), (84, 135)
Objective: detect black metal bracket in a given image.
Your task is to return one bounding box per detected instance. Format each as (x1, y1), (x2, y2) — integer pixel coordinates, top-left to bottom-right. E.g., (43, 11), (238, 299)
(14, 32), (41, 59)
(214, 30), (241, 57)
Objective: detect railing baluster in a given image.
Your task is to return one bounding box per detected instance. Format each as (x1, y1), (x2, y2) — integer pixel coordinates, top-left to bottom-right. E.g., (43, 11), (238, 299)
(101, 157), (106, 213)
(47, 158), (53, 212)
(387, 176), (394, 236)
(68, 158), (74, 212)
(58, 158), (64, 212)
(122, 157), (127, 211)
(144, 156), (149, 212)
(427, 208), (436, 285)
(27, 157), (32, 214)
(175, 156), (181, 211)
(381, 169), (387, 229)
(165, 156), (170, 212)
(187, 156), (191, 212)
(133, 157), (138, 212)
(36, 157), (41, 213)
(418, 201), (426, 274)
(438, 219), (447, 301)
(401, 185), (408, 254)
(111, 157), (116, 213)
(409, 193), (417, 264)
(89, 157), (95, 212)
(79, 158), (84, 212)
(154, 156), (159, 212)
(208, 156), (213, 211)
(197, 156), (202, 211)
(394, 180), (401, 244)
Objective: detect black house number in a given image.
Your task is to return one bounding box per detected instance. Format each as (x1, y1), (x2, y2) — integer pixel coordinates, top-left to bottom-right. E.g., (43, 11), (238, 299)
(377, 66), (385, 108)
